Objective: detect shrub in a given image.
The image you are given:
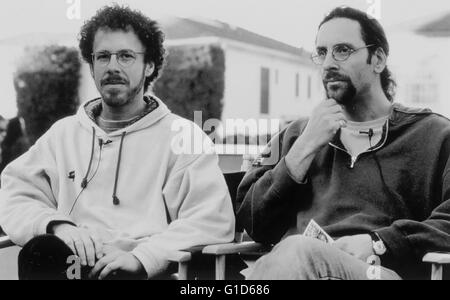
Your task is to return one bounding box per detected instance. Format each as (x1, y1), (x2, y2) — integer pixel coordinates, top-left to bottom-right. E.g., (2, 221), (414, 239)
(153, 44), (225, 125)
(14, 45), (81, 145)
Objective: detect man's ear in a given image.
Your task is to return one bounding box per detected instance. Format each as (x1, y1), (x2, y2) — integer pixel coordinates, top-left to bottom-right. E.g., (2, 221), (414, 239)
(145, 62), (155, 77)
(372, 48), (387, 74)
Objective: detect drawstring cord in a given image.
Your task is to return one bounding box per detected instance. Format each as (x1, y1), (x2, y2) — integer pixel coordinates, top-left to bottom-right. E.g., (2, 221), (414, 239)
(112, 132), (126, 206)
(69, 127), (102, 215)
(69, 128), (126, 214)
(81, 127), (96, 189)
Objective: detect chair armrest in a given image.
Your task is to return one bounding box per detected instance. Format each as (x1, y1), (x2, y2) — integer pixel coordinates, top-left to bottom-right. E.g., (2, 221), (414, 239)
(181, 245), (205, 254)
(423, 252), (450, 264)
(202, 241), (266, 255)
(0, 235), (14, 249)
(166, 251), (192, 263)
(166, 245), (207, 263)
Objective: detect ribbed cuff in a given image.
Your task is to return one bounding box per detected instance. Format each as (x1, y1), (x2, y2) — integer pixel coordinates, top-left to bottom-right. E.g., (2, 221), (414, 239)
(131, 244), (170, 279)
(376, 225), (414, 270)
(34, 214), (75, 237)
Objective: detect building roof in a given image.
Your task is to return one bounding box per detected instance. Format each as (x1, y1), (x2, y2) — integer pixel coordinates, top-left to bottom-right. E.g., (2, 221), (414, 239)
(160, 17), (310, 59)
(416, 12), (450, 37)
(0, 17), (312, 61)
(0, 32), (77, 47)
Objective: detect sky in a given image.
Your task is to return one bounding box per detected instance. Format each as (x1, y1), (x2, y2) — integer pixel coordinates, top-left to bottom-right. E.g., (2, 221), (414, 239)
(0, 0), (450, 118)
(1, 0), (450, 50)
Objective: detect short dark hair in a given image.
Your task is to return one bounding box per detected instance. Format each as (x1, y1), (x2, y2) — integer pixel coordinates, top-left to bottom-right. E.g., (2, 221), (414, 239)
(319, 6), (396, 102)
(79, 5), (166, 92)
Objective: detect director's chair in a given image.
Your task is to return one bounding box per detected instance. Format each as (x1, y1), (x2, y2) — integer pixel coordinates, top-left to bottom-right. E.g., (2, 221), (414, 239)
(165, 171), (450, 280)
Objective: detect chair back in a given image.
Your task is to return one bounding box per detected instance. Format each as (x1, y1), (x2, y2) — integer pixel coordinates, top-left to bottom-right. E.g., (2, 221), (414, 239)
(223, 171), (246, 242)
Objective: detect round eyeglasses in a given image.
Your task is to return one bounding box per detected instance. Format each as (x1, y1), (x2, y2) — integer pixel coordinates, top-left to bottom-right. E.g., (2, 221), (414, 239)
(91, 50), (145, 68)
(311, 44), (375, 65)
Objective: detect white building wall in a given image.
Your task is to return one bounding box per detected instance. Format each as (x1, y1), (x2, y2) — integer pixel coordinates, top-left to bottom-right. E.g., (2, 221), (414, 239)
(389, 31), (450, 117)
(221, 40), (322, 124)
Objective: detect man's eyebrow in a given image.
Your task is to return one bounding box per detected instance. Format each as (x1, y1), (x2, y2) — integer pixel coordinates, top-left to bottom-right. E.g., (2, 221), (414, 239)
(316, 46), (327, 52)
(334, 42), (357, 48)
(94, 50), (110, 54)
(316, 43), (357, 51)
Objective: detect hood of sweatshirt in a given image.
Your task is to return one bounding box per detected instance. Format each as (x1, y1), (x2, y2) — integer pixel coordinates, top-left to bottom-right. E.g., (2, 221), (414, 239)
(389, 102), (435, 129)
(72, 95), (171, 208)
(77, 95), (171, 138)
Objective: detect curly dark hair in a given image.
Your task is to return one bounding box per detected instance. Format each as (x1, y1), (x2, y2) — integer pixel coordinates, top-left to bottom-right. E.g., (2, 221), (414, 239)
(79, 5), (166, 92)
(320, 7), (397, 102)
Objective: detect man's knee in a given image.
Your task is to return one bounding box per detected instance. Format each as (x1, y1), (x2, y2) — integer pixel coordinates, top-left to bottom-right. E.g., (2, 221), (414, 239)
(19, 234), (74, 280)
(249, 235), (331, 279)
(273, 235), (329, 261)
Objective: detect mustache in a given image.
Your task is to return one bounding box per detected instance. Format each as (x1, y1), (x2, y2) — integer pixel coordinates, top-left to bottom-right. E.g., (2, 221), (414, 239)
(323, 71), (351, 83)
(101, 75), (128, 86)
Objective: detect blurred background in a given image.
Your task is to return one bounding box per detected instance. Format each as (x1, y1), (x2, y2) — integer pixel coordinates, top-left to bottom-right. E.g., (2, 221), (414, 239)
(0, 0), (450, 279)
(0, 0), (449, 194)
(0, 0), (449, 151)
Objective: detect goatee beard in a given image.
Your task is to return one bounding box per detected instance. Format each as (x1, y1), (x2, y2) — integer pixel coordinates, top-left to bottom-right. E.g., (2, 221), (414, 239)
(102, 71), (146, 107)
(325, 81), (357, 107)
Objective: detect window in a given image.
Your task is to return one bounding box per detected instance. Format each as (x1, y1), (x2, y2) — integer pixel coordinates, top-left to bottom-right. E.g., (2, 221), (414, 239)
(307, 76), (312, 99)
(260, 67), (270, 114)
(295, 73), (300, 98)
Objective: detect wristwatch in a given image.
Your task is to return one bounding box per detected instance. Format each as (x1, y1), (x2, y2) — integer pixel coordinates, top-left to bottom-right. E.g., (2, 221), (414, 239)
(369, 232), (387, 256)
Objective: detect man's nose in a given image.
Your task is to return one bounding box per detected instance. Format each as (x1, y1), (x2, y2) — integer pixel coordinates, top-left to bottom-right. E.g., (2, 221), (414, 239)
(322, 52), (339, 72)
(106, 54), (121, 70)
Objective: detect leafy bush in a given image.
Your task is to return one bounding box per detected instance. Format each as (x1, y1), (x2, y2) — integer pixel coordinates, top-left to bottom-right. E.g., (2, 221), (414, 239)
(153, 44), (225, 124)
(14, 45), (81, 145)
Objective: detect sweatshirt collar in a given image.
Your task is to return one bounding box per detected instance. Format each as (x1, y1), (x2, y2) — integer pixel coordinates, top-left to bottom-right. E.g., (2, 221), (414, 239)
(77, 95), (171, 137)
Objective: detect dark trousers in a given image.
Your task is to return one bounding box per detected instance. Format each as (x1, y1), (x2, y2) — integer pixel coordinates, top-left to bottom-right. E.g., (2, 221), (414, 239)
(18, 234), (245, 280)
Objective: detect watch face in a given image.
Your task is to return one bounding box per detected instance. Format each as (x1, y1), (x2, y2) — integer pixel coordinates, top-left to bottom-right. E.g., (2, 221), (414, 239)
(374, 241), (386, 255)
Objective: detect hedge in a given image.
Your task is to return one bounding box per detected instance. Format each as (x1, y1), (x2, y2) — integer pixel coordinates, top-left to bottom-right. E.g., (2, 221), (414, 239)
(153, 44), (225, 129)
(14, 45), (81, 145)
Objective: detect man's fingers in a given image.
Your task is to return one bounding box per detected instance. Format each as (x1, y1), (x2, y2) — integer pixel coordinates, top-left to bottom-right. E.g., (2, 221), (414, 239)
(90, 257), (108, 278)
(334, 239), (353, 256)
(324, 115), (346, 132)
(323, 98), (338, 106)
(333, 238), (345, 249)
(336, 114), (347, 128)
(73, 238), (88, 266)
(89, 252), (121, 279)
(332, 112), (346, 122)
(91, 235), (104, 260)
(62, 238), (77, 255)
(98, 262), (120, 280)
(326, 105), (344, 115)
(80, 234), (96, 267)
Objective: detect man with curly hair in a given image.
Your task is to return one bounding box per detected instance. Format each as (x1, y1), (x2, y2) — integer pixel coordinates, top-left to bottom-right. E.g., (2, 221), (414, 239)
(0, 5), (235, 280)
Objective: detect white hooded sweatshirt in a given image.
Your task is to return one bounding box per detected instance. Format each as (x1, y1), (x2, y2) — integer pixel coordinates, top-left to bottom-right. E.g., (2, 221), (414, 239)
(0, 97), (235, 278)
